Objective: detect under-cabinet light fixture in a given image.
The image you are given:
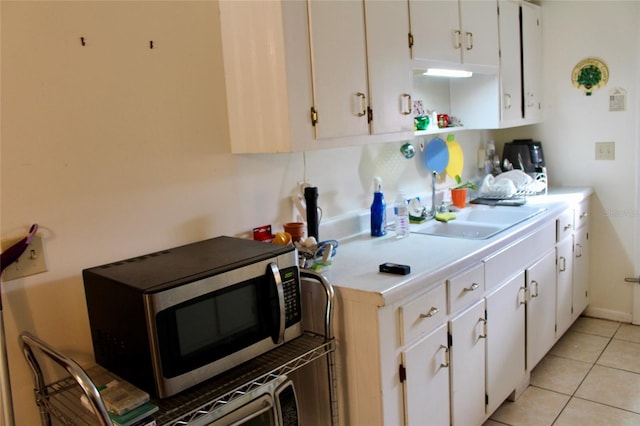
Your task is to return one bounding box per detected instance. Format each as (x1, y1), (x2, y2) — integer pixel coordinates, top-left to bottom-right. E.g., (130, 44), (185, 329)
(423, 68), (473, 78)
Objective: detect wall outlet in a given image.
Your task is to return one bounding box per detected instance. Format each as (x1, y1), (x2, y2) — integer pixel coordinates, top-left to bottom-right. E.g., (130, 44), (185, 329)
(1, 235), (48, 281)
(595, 141), (615, 160)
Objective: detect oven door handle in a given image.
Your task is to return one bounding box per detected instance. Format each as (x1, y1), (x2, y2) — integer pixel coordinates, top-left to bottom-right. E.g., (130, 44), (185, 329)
(268, 262), (286, 345)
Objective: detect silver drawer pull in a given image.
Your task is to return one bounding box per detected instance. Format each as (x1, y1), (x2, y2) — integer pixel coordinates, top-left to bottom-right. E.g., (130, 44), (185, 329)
(419, 307), (439, 318)
(519, 286), (527, 305)
(530, 280), (539, 298)
(479, 317), (487, 339)
(439, 345), (450, 368)
(564, 224), (573, 231)
(463, 283), (479, 292)
(625, 276), (640, 283)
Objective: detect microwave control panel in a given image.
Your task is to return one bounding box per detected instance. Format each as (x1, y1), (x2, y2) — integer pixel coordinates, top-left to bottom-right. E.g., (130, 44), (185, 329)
(281, 267), (301, 327)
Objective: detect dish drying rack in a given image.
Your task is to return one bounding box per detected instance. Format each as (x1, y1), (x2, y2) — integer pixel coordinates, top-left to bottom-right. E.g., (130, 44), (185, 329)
(478, 170), (548, 199)
(21, 270), (337, 426)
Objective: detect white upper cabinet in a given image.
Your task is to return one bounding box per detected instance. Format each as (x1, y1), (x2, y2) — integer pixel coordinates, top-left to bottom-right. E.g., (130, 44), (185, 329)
(409, 0), (499, 70)
(309, 0), (414, 140)
(497, 0), (523, 125)
(308, 0), (370, 140)
(364, 0), (414, 135)
(521, 1), (543, 123)
(449, 0), (543, 130)
(221, 0), (413, 154)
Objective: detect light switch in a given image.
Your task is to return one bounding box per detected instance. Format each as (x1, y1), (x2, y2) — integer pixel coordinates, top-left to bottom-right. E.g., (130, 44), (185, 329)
(595, 141), (615, 160)
(1, 235), (48, 281)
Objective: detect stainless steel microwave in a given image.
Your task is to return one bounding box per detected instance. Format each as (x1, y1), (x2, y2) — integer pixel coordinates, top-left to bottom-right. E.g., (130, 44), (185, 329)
(83, 236), (303, 398)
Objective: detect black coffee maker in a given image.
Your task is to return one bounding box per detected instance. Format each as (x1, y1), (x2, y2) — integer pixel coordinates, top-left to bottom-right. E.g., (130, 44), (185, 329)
(502, 139), (545, 173)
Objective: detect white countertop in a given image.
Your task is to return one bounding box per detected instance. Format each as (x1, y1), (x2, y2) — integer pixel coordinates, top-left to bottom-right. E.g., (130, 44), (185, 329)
(316, 187), (593, 307)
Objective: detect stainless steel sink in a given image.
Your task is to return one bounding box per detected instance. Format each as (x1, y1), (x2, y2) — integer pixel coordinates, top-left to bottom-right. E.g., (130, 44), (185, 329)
(411, 205), (546, 239)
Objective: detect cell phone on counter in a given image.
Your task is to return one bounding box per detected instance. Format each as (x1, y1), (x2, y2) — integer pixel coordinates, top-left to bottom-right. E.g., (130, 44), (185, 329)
(379, 263), (411, 275)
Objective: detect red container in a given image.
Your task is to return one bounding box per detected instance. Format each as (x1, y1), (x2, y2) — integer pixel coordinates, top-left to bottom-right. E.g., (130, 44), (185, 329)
(437, 114), (449, 128)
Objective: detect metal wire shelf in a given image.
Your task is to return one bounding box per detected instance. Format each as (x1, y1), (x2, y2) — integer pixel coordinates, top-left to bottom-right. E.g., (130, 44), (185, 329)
(21, 269), (337, 426)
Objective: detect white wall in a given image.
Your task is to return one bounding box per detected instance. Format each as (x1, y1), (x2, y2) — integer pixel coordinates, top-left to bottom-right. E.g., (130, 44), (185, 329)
(0, 1), (486, 423)
(492, 0), (639, 322)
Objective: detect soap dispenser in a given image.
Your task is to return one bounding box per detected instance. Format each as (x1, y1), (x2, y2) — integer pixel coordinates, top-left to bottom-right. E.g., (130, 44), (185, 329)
(371, 177), (387, 237)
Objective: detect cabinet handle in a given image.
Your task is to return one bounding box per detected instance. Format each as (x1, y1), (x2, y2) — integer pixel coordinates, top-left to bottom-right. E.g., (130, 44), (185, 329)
(530, 280), (539, 298)
(527, 92), (535, 107)
(504, 93), (512, 110)
(559, 256), (567, 272)
(419, 307), (439, 319)
(563, 223), (573, 231)
(575, 243), (583, 258)
(580, 212), (589, 219)
(519, 286), (527, 305)
(465, 31), (473, 51)
(478, 318), (487, 339)
(463, 282), (479, 292)
(453, 30), (462, 49)
(439, 344), (450, 368)
(356, 92), (367, 117)
(401, 93), (412, 115)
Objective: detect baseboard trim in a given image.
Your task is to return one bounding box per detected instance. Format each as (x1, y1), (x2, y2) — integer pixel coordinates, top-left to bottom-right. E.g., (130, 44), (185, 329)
(583, 306), (632, 323)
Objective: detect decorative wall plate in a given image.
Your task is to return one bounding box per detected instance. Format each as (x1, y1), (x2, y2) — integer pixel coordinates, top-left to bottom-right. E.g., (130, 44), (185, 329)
(572, 57), (609, 96)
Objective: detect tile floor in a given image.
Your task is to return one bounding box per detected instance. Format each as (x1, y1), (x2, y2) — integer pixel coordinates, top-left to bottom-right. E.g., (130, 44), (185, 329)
(485, 316), (640, 426)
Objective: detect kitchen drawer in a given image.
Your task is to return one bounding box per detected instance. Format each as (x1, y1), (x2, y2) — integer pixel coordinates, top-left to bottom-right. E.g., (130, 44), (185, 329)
(556, 209), (574, 241)
(574, 198), (590, 230)
(485, 221), (555, 290)
(399, 284), (447, 345)
(447, 263), (484, 314)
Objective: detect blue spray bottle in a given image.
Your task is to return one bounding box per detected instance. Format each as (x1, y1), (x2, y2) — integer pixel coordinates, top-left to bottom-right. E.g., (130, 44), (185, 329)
(371, 177), (387, 237)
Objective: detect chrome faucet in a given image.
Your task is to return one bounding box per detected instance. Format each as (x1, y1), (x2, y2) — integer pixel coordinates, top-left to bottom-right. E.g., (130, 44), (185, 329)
(428, 171), (437, 219)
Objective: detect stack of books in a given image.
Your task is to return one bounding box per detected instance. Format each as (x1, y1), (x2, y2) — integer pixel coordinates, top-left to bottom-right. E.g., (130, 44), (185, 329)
(82, 368), (158, 426)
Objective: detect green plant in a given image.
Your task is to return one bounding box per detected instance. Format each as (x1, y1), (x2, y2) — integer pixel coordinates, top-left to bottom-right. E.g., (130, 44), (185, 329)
(453, 174), (478, 190)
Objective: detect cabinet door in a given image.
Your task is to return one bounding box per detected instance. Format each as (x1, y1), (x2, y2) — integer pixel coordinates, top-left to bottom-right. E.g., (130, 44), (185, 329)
(556, 237), (574, 337)
(459, 0), (499, 67)
(573, 227), (590, 320)
(497, 0), (522, 124)
(450, 300), (486, 426)
(521, 1), (542, 122)
(364, 0), (413, 135)
(526, 249), (557, 370)
(308, 0), (369, 139)
(485, 271), (526, 415)
(409, 0), (461, 64)
(402, 323), (450, 426)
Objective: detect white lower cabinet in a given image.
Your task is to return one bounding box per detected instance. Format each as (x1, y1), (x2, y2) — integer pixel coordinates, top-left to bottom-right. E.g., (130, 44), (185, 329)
(525, 249), (557, 370)
(572, 225), (590, 320)
(485, 272), (526, 415)
(401, 323), (450, 425)
(556, 234), (575, 338)
(450, 299), (487, 425)
(330, 195), (591, 426)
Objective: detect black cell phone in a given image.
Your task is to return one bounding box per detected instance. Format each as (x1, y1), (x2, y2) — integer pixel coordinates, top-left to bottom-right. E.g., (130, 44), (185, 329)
(379, 263), (411, 275)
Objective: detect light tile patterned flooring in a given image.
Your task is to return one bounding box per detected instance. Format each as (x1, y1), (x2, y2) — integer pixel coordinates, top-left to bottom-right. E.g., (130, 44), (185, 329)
(485, 317), (640, 426)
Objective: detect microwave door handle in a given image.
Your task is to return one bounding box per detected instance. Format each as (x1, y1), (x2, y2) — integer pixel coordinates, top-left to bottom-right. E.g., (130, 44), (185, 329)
(268, 263), (286, 344)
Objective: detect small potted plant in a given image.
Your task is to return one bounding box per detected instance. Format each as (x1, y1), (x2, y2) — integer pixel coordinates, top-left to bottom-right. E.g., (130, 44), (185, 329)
(451, 175), (477, 208)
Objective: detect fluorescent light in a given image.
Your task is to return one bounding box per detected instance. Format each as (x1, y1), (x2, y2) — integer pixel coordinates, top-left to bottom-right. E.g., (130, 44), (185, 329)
(423, 68), (473, 78)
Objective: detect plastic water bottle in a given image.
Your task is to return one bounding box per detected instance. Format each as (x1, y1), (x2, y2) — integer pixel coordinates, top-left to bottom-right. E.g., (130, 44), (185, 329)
(394, 193), (410, 238)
